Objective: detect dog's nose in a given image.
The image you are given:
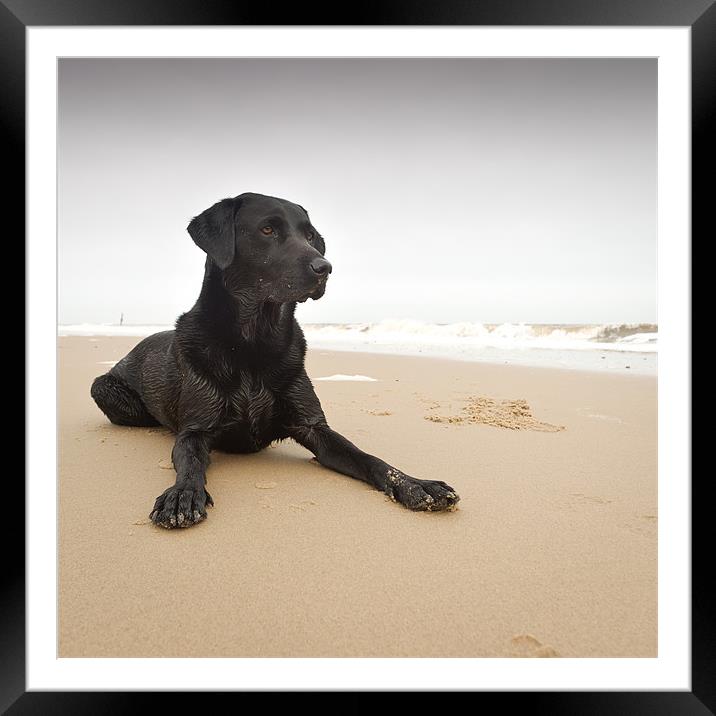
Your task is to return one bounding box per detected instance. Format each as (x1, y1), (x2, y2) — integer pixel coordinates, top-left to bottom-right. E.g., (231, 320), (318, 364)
(310, 258), (332, 276)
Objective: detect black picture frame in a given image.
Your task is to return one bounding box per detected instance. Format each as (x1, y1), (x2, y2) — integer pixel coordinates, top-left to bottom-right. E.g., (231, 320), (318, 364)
(8, 0), (708, 711)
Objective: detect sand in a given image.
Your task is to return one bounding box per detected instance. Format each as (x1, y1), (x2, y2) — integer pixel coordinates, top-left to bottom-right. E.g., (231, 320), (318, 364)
(58, 336), (657, 657)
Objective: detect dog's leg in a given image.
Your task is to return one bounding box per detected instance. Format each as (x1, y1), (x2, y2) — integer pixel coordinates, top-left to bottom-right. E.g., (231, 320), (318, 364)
(91, 372), (160, 427)
(149, 431), (214, 529)
(289, 423), (460, 512)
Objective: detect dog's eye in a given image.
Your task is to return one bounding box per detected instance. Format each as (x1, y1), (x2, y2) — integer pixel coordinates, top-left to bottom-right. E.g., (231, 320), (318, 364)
(260, 226), (274, 236)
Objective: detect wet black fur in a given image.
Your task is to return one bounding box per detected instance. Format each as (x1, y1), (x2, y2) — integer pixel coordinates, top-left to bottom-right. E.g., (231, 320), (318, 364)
(91, 192), (460, 528)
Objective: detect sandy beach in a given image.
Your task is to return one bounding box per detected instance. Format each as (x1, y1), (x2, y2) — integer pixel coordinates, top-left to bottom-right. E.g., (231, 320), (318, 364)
(58, 336), (657, 658)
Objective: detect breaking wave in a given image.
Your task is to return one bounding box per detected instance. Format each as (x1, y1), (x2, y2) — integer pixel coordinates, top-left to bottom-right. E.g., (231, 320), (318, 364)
(301, 321), (658, 353)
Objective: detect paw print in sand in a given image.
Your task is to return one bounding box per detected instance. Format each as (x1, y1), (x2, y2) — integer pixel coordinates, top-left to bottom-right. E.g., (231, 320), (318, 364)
(510, 634), (559, 657)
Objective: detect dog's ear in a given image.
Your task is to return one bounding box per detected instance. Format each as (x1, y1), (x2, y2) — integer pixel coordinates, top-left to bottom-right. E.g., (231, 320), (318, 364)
(298, 203), (326, 255)
(187, 197), (238, 269)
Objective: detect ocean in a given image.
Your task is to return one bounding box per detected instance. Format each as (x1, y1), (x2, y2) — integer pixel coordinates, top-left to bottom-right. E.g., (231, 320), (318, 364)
(59, 320), (657, 375)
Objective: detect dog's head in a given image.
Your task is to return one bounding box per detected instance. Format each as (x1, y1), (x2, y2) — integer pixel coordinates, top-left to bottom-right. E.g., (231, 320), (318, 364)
(187, 192), (331, 304)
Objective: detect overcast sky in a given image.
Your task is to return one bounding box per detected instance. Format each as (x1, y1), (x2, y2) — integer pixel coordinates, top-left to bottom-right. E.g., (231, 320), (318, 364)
(58, 58), (656, 326)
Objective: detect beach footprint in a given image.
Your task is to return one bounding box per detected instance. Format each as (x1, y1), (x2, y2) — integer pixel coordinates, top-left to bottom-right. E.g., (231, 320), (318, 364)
(569, 493), (613, 505)
(510, 634), (559, 658)
(576, 407), (624, 424)
(554, 492), (613, 512)
(618, 513), (657, 538)
(289, 500), (319, 512)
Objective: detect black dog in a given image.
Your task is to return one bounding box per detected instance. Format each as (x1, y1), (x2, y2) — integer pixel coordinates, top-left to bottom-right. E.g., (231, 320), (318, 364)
(91, 192), (460, 528)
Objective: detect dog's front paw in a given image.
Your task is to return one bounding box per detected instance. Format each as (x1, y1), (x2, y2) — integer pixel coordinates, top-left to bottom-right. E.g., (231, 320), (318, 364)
(149, 483), (214, 529)
(384, 468), (460, 512)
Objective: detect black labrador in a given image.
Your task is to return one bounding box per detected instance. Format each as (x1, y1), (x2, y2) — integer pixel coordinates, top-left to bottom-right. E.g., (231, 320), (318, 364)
(91, 192), (460, 528)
